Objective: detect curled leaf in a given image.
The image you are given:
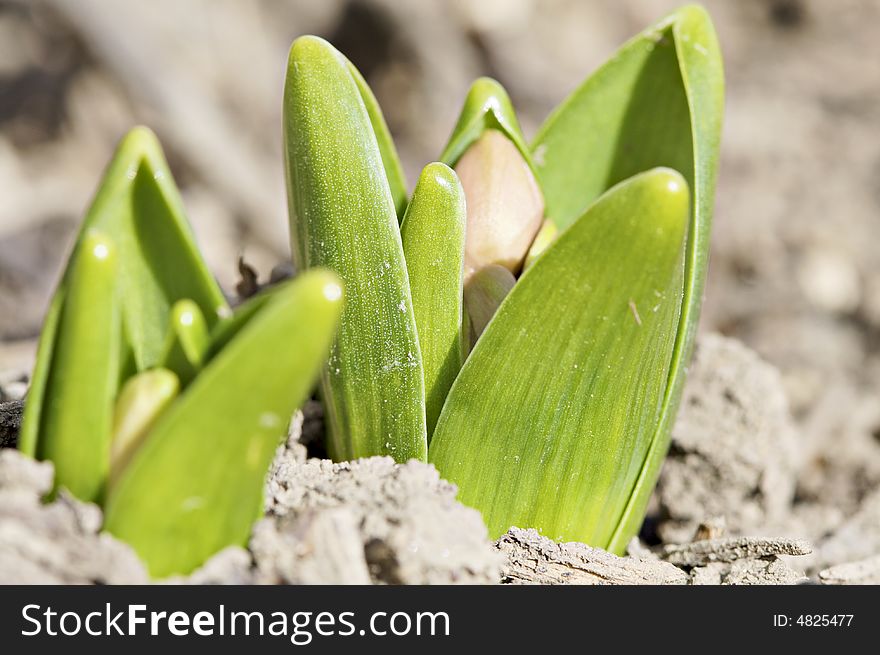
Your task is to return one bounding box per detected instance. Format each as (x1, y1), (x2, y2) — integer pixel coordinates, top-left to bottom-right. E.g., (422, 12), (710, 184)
(439, 77), (535, 174)
(20, 126), (227, 464)
(530, 6), (723, 551)
(104, 270), (344, 577)
(78, 126), (227, 370)
(430, 169), (689, 548)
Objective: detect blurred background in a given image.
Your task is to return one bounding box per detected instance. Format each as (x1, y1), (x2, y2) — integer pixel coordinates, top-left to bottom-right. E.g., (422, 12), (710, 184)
(1, 0), (879, 528)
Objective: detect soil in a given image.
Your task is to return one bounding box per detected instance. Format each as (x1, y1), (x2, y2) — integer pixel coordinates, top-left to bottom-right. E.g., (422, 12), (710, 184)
(2, 333), (878, 584)
(1, 0), (880, 584)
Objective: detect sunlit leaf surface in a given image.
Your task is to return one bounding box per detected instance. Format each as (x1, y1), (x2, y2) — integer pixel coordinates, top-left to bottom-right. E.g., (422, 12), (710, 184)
(401, 162), (466, 438)
(284, 36), (426, 462)
(104, 271), (343, 577)
(430, 170), (689, 548)
(530, 6), (723, 550)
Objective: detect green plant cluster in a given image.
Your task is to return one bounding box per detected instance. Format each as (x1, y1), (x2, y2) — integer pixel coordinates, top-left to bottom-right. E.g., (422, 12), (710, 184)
(20, 6), (722, 576)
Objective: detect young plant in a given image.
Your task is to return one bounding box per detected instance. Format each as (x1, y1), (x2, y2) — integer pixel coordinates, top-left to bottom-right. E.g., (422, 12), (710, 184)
(283, 5), (723, 552)
(19, 128), (343, 577)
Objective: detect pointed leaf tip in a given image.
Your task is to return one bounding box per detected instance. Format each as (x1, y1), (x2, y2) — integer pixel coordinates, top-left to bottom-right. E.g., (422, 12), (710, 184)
(440, 77), (535, 175)
(287, 36), (409, 220)
(288, 34), (339, 66)
(80, 229), (118, 266)
(644, 167), (690, 218)
(420, 160), (459, 189)
(116, 125), (163, 163)
(159, 299), (210, 386)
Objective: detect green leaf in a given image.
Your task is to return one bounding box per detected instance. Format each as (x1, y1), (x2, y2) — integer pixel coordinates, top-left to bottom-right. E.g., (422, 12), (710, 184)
(159, 299), (209, 386)
(284, 35), (426, 462)
(439, 77), (536, 176)
(204, 288), (277, 362)
(104, 270), (344, 577)
(17, 292), (62, 458)
(530, 5), (723, 552)
(400, 162), (466, 438)
(20, 129), (228, 451)
(429, 169), (689, 548)
(24, 231), (121, 502)
(80, 127), (227, 370)
(347, 61), (409, 219)
(20, 127), (228, 489)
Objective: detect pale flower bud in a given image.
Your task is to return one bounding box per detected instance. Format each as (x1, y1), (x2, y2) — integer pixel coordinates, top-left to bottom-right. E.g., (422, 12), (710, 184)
(109, 368), (179, 487)
(455, 129), (545, 280)
(464, 263), (517, 347)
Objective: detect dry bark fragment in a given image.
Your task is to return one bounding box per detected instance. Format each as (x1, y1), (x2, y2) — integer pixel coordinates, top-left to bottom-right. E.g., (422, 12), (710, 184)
(496, 527), (687, 585)
(661, 536), (812, 567)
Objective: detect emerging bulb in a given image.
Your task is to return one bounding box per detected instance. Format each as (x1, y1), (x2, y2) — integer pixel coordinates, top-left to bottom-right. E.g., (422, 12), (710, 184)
(109, 368), (179, 488)
(455, 129), (545, 281)
(464, 263), (516, 347)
